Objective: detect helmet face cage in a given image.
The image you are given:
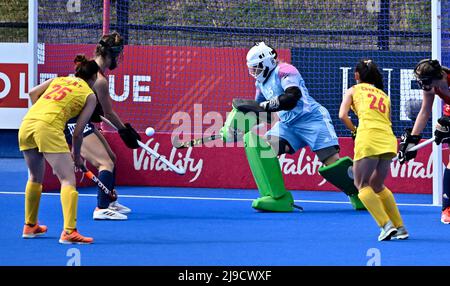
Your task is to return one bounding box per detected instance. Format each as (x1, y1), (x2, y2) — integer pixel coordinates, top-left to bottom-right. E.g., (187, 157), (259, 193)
(246, 42), (277, 82)
(414, 59), (442, 91)
(415, 76), (433, 91)
(110, 45), (124, 69)
(248, 62), (264, 79)
(99, 40), (124, 70)
(110, 45), (123, 58)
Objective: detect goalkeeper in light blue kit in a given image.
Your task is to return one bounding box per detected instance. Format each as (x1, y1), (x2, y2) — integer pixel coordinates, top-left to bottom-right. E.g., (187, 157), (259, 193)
(221, 42), (364, 212)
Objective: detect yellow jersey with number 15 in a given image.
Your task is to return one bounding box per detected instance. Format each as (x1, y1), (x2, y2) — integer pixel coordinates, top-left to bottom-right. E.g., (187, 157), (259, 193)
(23, 76), (94, 131)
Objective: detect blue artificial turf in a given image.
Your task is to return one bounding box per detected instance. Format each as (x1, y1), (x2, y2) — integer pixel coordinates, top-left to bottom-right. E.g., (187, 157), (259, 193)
(1, 158), (449, 266)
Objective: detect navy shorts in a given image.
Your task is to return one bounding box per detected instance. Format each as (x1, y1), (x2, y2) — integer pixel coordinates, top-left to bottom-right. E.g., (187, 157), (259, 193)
(64, 117), (96, 145)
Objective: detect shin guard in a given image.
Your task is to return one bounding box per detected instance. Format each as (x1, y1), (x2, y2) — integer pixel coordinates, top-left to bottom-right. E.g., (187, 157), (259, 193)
(318, 156), (366, 210)
(220, 107), (258, 143)
(244, 131), (294, 212)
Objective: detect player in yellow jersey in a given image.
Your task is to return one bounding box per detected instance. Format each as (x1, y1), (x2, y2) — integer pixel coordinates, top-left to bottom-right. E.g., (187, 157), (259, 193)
(339, 59), (408, 241)
(19, 55), (99, 244)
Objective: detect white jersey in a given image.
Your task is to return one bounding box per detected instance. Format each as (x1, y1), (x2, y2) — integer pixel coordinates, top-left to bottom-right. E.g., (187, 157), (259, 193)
(254, 62), (322, 124)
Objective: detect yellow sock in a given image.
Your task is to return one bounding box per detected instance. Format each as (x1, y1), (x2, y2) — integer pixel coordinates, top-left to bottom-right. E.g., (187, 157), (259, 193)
(377, 187), (404, 228)
(25, 181), (42, 225)
(60, 185), (78, 232)
(358, 186), (390, 227)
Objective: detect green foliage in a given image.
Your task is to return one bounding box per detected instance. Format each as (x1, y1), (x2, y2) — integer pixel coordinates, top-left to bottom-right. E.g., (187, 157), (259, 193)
(0, 0), (27, 42)
(0, 0), (27, 22)
(0, 0), (433, 50)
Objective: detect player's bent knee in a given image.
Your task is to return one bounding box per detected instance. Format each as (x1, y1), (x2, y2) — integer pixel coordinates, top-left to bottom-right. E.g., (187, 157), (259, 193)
(28, 175), (43, 184)
(315, 145), (340, 164)
(109, 152), (117, 164)
(357, 180), (371, 190)
(369, 181), (384, 193)
(99, 158), (115, 172)
(266, 136), (294, 156)
(59, 175), (76, 187)
(87, 153), (115, 171)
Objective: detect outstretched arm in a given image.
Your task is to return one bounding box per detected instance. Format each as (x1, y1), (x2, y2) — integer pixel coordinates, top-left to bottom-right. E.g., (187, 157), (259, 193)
(94, 76), (141, 149)
(94, 77), (126, 130)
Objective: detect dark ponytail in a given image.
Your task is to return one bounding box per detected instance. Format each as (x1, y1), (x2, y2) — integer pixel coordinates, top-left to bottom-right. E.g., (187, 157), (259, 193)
(355, 59), (384, 91)
(74, 54), (99, 82)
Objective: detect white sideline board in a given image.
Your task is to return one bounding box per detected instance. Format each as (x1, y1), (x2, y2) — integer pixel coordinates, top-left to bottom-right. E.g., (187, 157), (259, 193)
(0, 0), (37, 129)
(0, 43), (34, 129)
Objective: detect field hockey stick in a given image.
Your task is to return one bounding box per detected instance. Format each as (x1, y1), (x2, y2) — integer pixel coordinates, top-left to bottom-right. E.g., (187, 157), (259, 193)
(80, 166), (117, 199)
(172, 134), (223, 149)
(392, 137), (435, 162)
(100, 116), (186, 175)
(172, 125), (267, 149)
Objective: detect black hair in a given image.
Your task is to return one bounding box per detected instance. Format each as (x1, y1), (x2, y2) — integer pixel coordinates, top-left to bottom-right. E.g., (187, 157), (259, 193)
(355, 59), (384, 90)
(74, 54), (99, 82)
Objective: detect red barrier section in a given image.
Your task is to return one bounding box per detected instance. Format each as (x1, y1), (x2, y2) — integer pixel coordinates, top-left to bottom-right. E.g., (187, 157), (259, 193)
(0, 63), (29, 108)
(43, 133), (434, 194)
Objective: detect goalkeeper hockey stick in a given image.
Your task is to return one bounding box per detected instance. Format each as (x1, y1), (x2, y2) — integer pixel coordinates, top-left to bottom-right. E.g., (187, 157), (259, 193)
(100, 116), (186, 175)
(172, 125), (266, 149)
(172, 134), (223, 149)
(392, 137), (435, 162)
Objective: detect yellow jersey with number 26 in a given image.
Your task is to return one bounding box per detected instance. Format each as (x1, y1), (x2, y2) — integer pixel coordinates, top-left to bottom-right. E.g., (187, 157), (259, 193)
(351, 83), (392, 131)
(351, 83), (397, 160)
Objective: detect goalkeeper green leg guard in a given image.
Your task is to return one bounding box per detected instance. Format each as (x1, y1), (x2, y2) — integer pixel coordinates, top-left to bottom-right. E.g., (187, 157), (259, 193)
(244, 132), (294, 212)
(220, 107), (258, 143)
(318, 156), (366, 210)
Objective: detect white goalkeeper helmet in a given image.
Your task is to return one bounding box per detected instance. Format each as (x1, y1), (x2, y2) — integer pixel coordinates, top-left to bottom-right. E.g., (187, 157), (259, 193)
(246, 42), (277, 82)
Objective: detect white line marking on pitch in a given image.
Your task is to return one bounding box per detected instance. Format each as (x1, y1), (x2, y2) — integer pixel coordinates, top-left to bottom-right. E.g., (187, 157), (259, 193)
(0, 191), (437, 207)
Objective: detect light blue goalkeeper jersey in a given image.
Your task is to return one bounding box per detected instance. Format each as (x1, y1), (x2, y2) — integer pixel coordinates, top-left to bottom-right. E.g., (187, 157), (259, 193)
(254, 62), (322, 124)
